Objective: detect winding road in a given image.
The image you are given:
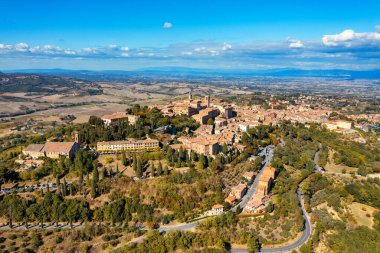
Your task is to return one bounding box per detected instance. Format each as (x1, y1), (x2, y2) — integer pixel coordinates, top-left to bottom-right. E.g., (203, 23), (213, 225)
(1, 144), (313, 253)
(139, 145), (312, 252)
(231, 189), (311, 252)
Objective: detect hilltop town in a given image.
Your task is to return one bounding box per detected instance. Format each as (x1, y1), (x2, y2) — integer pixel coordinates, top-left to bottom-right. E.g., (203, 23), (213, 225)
(1, 0), (380, 251)
(0, 88), (379, 253)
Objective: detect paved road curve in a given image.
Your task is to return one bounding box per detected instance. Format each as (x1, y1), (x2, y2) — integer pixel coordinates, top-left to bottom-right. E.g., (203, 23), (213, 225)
(231, 188), (312, 252)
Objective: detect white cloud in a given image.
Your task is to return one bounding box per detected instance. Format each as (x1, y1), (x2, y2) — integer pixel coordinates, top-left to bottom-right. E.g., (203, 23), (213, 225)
(43, 45), (57, 50)
(42, 45), (63, 54)
(0, 44), (12, 50)
(222, 43), (232, 51)
(82, 47), (99, 54)
(64, 50), (76, 55)
(322, 28), (380, 47)
(14, 43), (29, 52)
(1, 35), (380, 70)
(289, 39), (304, 48)
(376, 25), (380, 32)
(163, 22), (173, 29)
(29, 46), (41, 53)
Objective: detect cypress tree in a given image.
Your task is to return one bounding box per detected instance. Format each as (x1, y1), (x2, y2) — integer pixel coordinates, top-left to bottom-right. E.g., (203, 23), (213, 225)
(56, 175), (61, 194)
(79, 172), (83, 194)
(93, 168), (99, 184)
(101, 167), (107, 179)
(136, 158), (143, 178)
(91, 179), (97, 199)
(122, 150), (127, 166)
(157, 162), (163, 176)
(62, 178), (67, 196)
(133, 154), (137, 172)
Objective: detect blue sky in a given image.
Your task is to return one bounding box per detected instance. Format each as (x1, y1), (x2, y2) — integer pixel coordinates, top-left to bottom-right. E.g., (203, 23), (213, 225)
(0, 0), (379, 70)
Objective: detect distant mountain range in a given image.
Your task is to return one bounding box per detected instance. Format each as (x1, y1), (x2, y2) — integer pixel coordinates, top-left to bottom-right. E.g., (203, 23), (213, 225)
(3, 67), (380, 79)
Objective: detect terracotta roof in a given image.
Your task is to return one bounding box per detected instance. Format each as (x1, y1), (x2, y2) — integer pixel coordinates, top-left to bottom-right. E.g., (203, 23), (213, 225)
(41, 142), (76, 153)
(259, 175), (272, 183)
(265, 166), (276, 172)
(212, 204), (224, 209)
(2, 183), (18, 189)
(24, 144), (44, 152)
(224, 196), (237, 203)
(170, 144), (189, 150)
(262, 166), (276, 179)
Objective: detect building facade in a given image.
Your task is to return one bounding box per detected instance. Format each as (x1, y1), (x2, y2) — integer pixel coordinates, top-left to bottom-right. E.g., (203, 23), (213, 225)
(97, 139), (159, 152)
(101, 112), (140, 126)
(230, 184), (248, 199)
(23, 142), (79, 159)
(176, 136), (219, 156)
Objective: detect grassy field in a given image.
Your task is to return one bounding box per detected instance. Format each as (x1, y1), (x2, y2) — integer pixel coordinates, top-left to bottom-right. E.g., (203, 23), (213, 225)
(348, 202), (378, 228)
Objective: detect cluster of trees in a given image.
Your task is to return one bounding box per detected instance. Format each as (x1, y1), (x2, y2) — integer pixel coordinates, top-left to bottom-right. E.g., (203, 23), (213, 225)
(0, 180), (163, 229)
(318, 130), (378, 169)
(121, 230), (229, 253)
(163, 143), (246, 172)
(327, 226), (380, 253)
(151, 168), (225, 221)
(130, 153), (168, 178)
(241, 125), (276, 153)
(298, 164), (380, 253)
(122, 214), (261, 253)
(92, 191), (156, 225)
(0, 192), (90, 228)
(345, 178), (380, 208)
(272, 124), (318, 175)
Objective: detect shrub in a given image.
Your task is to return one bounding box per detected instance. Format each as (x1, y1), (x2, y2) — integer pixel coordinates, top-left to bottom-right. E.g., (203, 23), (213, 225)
(20, 249), (34, 253)
(55, 236), (64, 244)
(101, 243), (109, 250)
(7, 234), (17, 240)
(105, 157), (114, 164)
(109, 240), (120, 247)
(8, 246), (18, 252)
